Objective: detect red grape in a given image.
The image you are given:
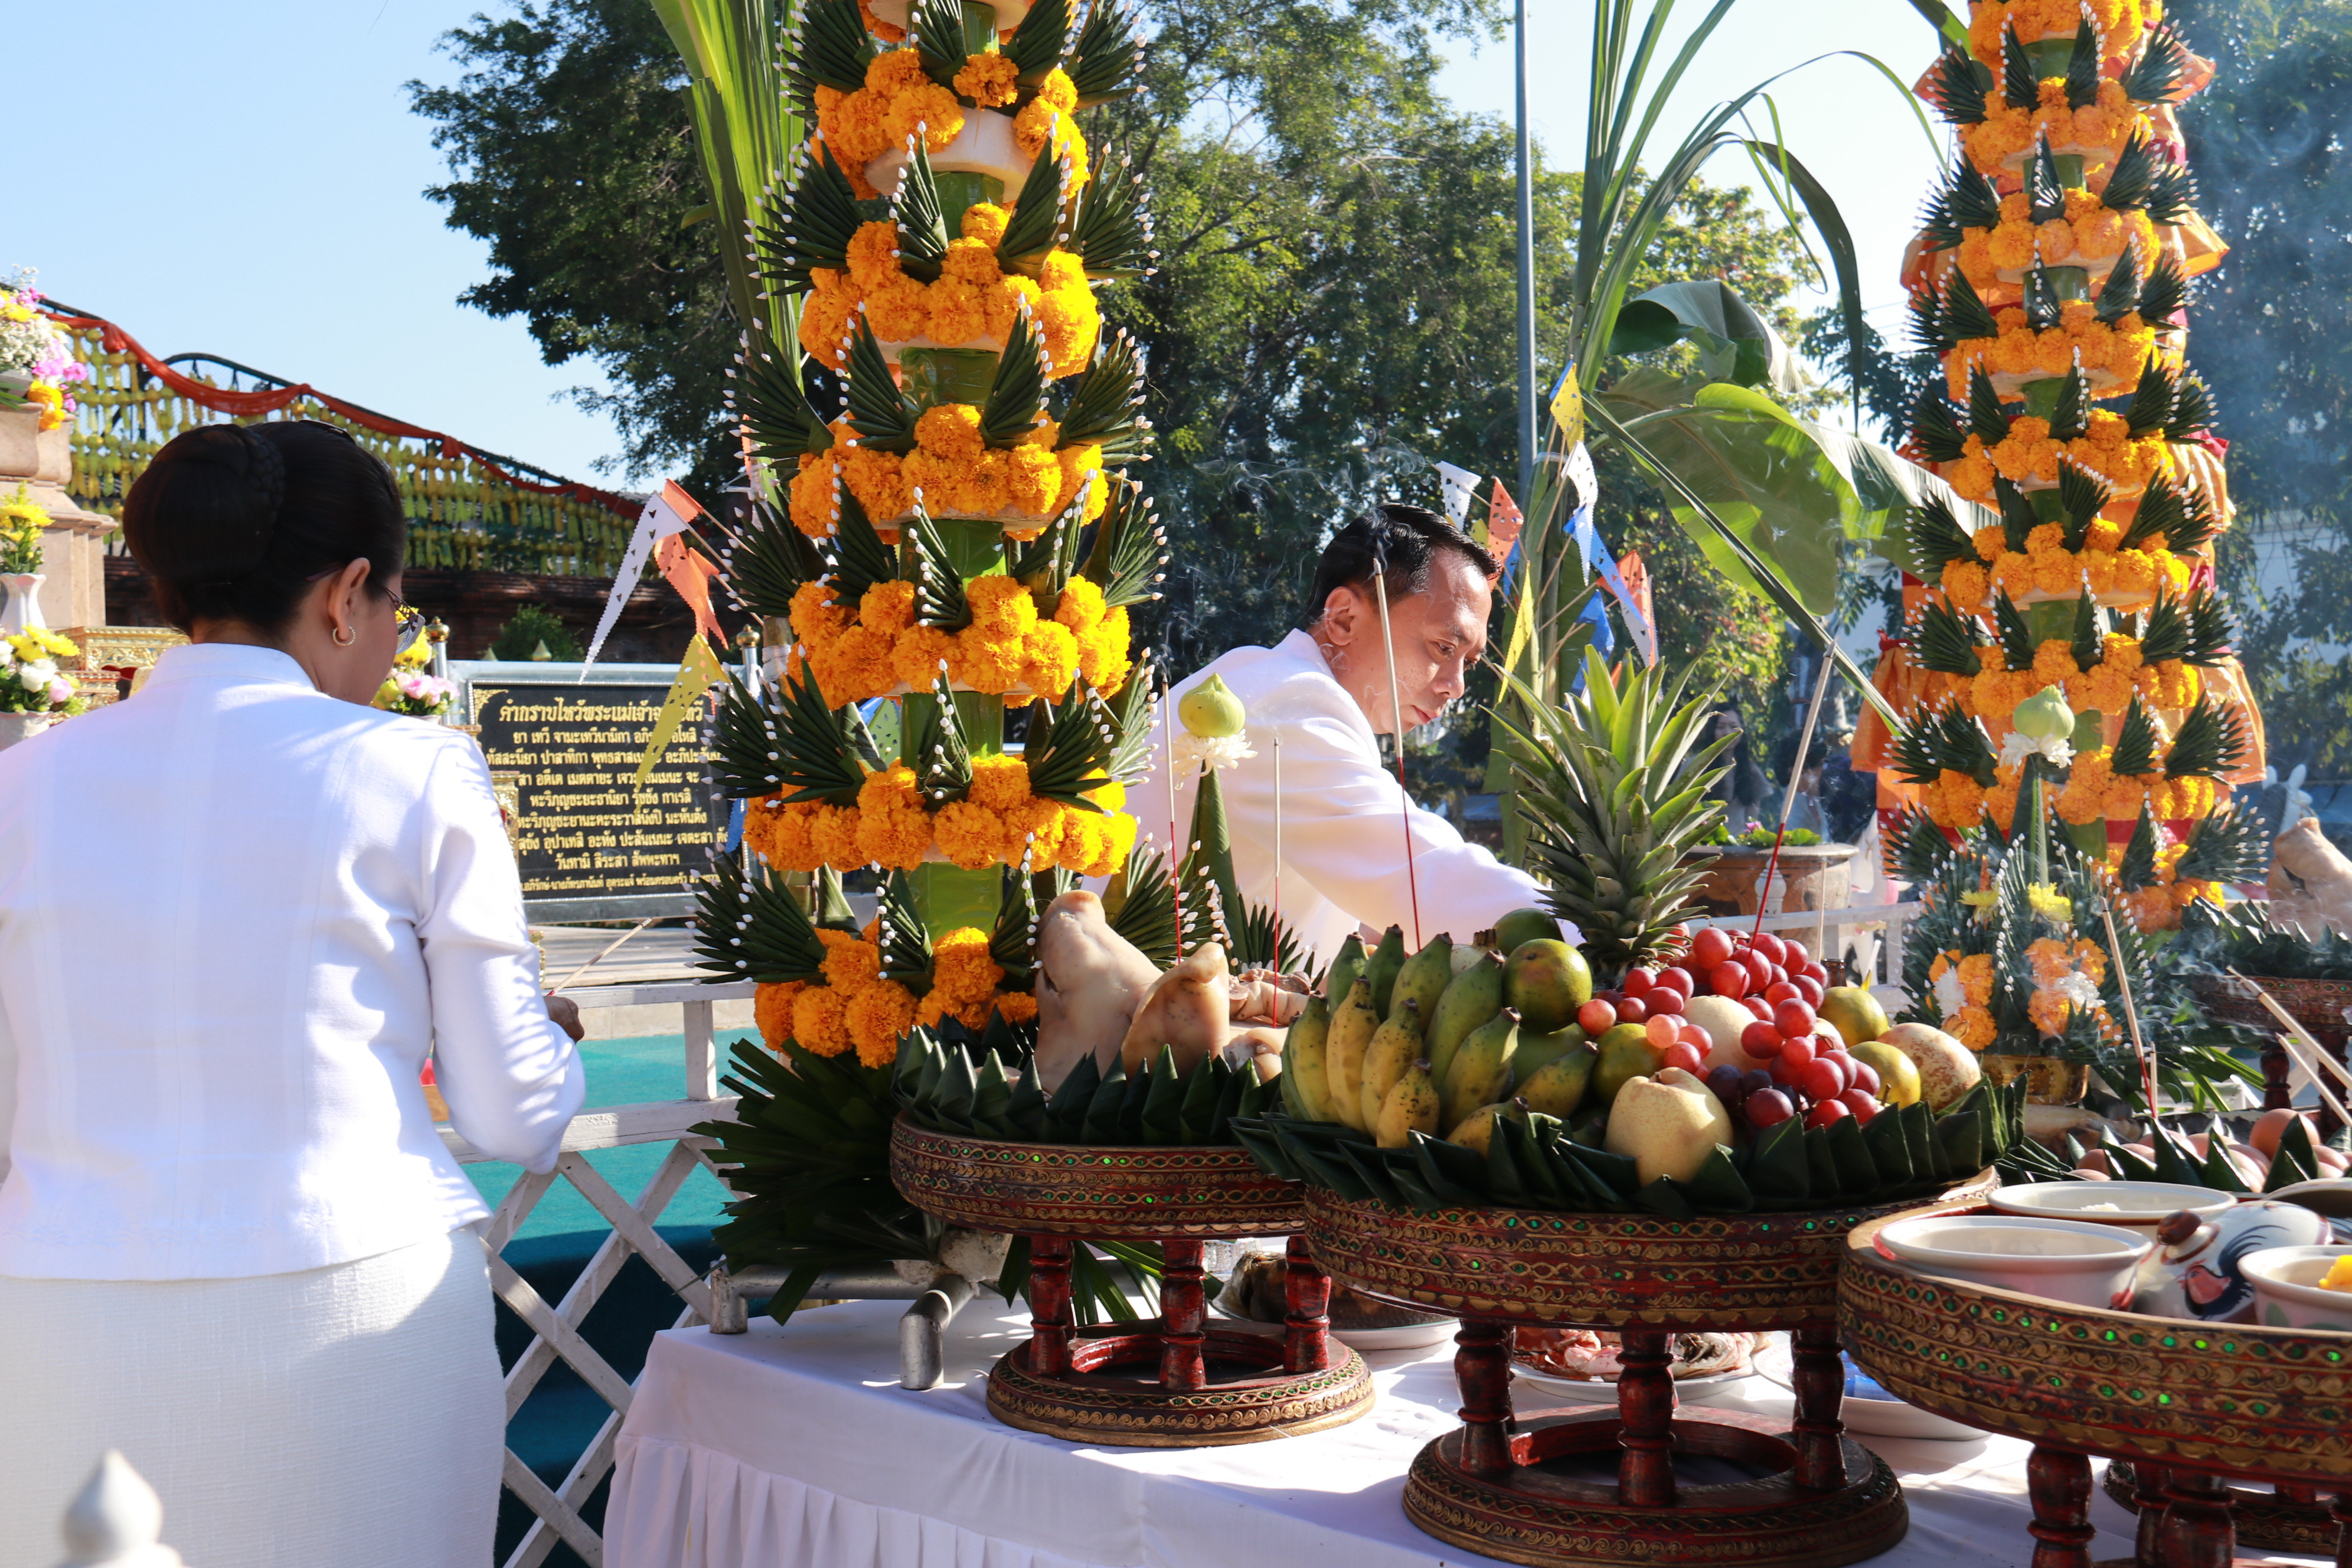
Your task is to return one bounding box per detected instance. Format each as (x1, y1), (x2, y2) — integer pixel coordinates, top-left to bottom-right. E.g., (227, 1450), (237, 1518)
(1804, 1100), (1849, 1129)
(1656, 967), (1695, 998)
(1739, 1020), (1783, 1058)
(1646, 986), (1687, 1016)
(1577, 999), (1618, 1034)
(1847, 1060), (1881, 1097)
(1692, 927), (1735, 969)
(1752, 932), (1787, 965)
(1762, 979), (1802, 1005)
(1775, 1033), (1816, 1069)
(1740, 950), (1773, 990)
(1793, 976), (1825, 1007)
(1796, 1058), (1843, 1102)
(1781, 936), (1810, 968)
(1837, 1089), (1880, 1123)
(1767, 962), (1790, 987)
(1767, 1053), (1798, 1085)
(1644, 1015), (1683, 1048)
(1679, 1024), (1713, 1051)
(1815, 1053), (1851, 1093)
(1661, 1041), (1706, 1075)
(1772, 998), (1818, 1037)
(1622, 968), (1656, 998)
(1707, 961), (1750, 999)
(1614, 995), (1648, 1025)
(1746, 1088), (1796, 1128)
(1799, 961), (1830, 984)
(1743, 997), (1774, 1022)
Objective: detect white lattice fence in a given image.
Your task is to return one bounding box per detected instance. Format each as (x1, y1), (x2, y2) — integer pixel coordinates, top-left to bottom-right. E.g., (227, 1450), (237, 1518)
(444, 979), (754, 1568)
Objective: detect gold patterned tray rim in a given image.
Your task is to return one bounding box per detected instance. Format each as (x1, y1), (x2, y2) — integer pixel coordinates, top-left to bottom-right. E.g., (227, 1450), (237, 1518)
(888, 1115), (1307, 1238)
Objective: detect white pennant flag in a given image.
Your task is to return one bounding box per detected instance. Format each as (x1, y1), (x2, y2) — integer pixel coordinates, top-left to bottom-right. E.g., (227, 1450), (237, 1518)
(1435, 460), (1481, 527)
(581, 479), (703, 679)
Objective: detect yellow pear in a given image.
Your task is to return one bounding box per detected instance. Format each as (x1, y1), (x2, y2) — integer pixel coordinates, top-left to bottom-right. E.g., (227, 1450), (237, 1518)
(1603, 1067), (1734, 1186)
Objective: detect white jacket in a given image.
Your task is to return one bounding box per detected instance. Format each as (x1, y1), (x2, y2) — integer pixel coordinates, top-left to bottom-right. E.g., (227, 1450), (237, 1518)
(0, 643), (583, 1280)
(1136, 629), (1554, 971)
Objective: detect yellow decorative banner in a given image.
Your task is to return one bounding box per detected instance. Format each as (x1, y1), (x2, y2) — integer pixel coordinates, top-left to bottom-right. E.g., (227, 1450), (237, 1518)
(635, 635), (729, 788)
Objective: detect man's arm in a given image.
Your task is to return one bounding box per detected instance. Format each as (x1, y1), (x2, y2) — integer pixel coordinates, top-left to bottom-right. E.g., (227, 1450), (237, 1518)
(1224, 704), (1567, 947)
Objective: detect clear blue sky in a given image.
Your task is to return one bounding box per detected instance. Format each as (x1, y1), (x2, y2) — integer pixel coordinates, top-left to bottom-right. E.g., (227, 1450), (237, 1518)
(24, 2), (1946, 489)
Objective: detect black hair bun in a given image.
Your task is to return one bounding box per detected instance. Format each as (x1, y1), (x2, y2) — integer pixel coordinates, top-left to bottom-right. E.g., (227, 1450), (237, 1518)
(134, 425), (286, 585)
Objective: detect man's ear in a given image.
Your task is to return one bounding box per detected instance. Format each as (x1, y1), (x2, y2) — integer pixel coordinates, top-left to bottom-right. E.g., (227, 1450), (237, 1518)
(1320, 584), (1363, 646)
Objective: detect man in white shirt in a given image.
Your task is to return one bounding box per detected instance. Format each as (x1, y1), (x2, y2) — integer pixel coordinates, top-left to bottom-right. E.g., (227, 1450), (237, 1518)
(1138, 503), (1562, 969)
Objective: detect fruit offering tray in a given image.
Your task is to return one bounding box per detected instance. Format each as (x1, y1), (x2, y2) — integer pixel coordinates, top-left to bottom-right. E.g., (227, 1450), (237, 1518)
(1298, 1176), (1995, 1568)
(886, 1118), (1375, 1447)
(1841, 1203), (2352, 1568)
(1231, 1076), (2028, 1223)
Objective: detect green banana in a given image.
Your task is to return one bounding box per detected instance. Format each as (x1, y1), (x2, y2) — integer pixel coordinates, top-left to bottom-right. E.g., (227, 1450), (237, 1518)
(1324, 933), (1368, 1008)
(1439, 1007), (1520, 1133)
(1357, 997), (1426, 1132)
(1387, 932), (1454, 1023)
(1280, 995), (1336, 1123)
(1376, 1059), (1442, 1148)
(1425, 952), (1506, 1090)
(1365, 925), (1407, 1017)
(1322, 977), (1381, 1132)
(1516, 1048), (1596, 1120)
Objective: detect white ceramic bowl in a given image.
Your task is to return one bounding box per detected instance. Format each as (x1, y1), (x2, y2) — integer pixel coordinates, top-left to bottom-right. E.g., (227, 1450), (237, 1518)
(1991, 1181), (2236, 1235)
(1878, 1214), (2151, 1309)
(2241, 1246), (2352, 1332)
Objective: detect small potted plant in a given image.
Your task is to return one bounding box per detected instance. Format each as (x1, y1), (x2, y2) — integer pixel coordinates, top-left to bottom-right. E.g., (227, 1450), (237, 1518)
(373, 639), (455, 720)
(1, 624), (85, 747)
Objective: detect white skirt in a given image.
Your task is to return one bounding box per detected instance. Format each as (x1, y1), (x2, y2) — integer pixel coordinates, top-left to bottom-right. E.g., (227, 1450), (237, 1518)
(0, 1226), (502, 1568)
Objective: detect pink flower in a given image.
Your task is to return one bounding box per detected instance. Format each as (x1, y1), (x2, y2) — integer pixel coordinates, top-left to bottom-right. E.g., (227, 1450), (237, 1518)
(45, 677), (71, 706)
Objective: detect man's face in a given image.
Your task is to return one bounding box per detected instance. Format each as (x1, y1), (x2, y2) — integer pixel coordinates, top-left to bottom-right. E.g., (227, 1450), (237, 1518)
(1318, 551), (1492, 734)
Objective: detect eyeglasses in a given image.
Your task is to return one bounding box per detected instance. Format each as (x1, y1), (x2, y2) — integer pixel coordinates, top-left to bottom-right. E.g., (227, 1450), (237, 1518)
(386, 588), (426, 655)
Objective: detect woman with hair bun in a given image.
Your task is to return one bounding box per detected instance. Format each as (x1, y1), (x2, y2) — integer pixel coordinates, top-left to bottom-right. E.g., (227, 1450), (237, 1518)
(0, 420), (584, 1567)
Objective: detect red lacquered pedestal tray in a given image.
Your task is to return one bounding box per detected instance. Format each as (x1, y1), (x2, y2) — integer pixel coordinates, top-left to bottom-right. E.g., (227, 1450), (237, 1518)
(1842, 1201), (2352, 1568)
(887, 1117), (1375, 1446)
(1300, 1172), (1995, 1568)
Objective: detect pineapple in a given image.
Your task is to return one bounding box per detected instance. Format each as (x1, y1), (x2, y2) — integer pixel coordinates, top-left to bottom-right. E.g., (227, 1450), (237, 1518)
(1494, 648), (1733, 980)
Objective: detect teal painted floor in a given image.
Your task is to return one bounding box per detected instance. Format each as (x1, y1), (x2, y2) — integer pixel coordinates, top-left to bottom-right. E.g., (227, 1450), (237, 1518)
(466, 1030), (750, 1236)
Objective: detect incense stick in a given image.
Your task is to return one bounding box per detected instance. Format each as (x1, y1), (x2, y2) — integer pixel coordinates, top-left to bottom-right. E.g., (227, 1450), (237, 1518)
(551, 917), (658, 994)
(1271, 731), (1285, 971)
(1370, 571), (1424, 949)
(1162, 675), (1185, 959)
(2099, 902), (2161, 1121)
(1752, 651), (1836, 941)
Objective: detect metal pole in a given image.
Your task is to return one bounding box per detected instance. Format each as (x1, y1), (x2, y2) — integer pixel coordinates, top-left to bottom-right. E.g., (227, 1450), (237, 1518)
(1514, 0), (1537, 503)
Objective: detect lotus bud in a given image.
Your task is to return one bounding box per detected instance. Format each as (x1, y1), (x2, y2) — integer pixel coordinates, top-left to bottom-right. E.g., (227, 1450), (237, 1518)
(2012, 684), (2076, 741)
(1178, 673), (1246, 738)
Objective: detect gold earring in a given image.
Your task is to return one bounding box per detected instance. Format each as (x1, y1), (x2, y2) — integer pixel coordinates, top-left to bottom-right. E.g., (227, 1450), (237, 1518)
(333, 626), (356, 646)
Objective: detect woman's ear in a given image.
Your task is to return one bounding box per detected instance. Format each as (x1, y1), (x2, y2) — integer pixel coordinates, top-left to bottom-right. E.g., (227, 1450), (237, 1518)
(325, 558), (373, 645)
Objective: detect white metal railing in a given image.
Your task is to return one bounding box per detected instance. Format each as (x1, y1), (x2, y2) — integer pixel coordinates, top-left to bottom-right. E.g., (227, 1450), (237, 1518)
(455, 979), (754, 1568)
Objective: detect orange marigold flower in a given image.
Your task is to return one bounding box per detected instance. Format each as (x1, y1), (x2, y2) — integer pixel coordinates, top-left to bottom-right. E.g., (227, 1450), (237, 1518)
(890, 623), (957, 690)
(961, 202), (1010, 248)
(755, 981), (806, 1049)
(933, 800), (1010, 868)
(808, 803), (866, 868)
(846, 980), (918, 1066)
(953, 50), (1020, 109)
(841, 445), (912, 521)
(1949, 1005), (1997, 1051)
(792, 984), (853, 1057)
(915, 401), (986, 462)
(968, 753), (1033, 812)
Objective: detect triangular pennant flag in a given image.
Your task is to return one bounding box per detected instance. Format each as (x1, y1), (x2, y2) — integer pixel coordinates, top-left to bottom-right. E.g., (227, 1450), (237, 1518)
(1485, 479), (1524, 569)
(634, 633), (729, 788)
(1548, 357), (1586, 453)
(1435, 461), (1481, 528)
(1613, 548), (1658, 667)
(584, 479), (704, 678)
(656, 531), (724, 642)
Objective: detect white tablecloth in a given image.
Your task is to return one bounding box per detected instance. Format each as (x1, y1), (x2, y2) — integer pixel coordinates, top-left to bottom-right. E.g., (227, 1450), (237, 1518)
(605, 1300), (2307, 1568)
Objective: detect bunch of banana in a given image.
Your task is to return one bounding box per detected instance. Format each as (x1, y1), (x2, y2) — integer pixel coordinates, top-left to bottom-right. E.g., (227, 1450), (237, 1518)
(1282, 915), (1605, 1149)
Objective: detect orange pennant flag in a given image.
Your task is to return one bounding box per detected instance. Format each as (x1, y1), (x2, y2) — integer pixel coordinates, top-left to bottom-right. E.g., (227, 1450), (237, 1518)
(1486, 479), (1524, 567)
(655, 531), (724, 642)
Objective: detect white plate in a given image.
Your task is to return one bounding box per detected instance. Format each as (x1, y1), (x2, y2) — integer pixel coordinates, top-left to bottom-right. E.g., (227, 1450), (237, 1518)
(1751, 1336), (1982, 1440)
(1510, 1364), (1753, 1405)
(1209, 1306), (1456, 1352)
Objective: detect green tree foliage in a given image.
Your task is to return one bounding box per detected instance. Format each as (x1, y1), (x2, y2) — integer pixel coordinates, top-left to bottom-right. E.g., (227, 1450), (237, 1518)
(409, 0), (1814, 762)
(406, 0), (741, 499)
(2163, 0), (2352, 773)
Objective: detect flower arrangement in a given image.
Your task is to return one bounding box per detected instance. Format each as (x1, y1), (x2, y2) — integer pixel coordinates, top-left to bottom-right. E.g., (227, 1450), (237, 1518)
(1, 628), (84, 716)
(753, 921), (1033, 1067)
(811, 53), (1091, 197)
(1, 486), (48, 575)
(1939, 410), (2175, 503)
(1943, 301), (2165, 399)
(782, 571), (1131, 704)
(744, 767), (1136, 878)
(785, 410), (1106, 536)
(372, 639), (455, 718)
(0, 273), (88, 433)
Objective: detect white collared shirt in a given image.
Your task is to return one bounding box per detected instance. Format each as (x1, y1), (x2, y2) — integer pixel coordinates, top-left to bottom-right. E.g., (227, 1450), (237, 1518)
(0, 643), (583, 1280)
(1136, 629), (1561, 971)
